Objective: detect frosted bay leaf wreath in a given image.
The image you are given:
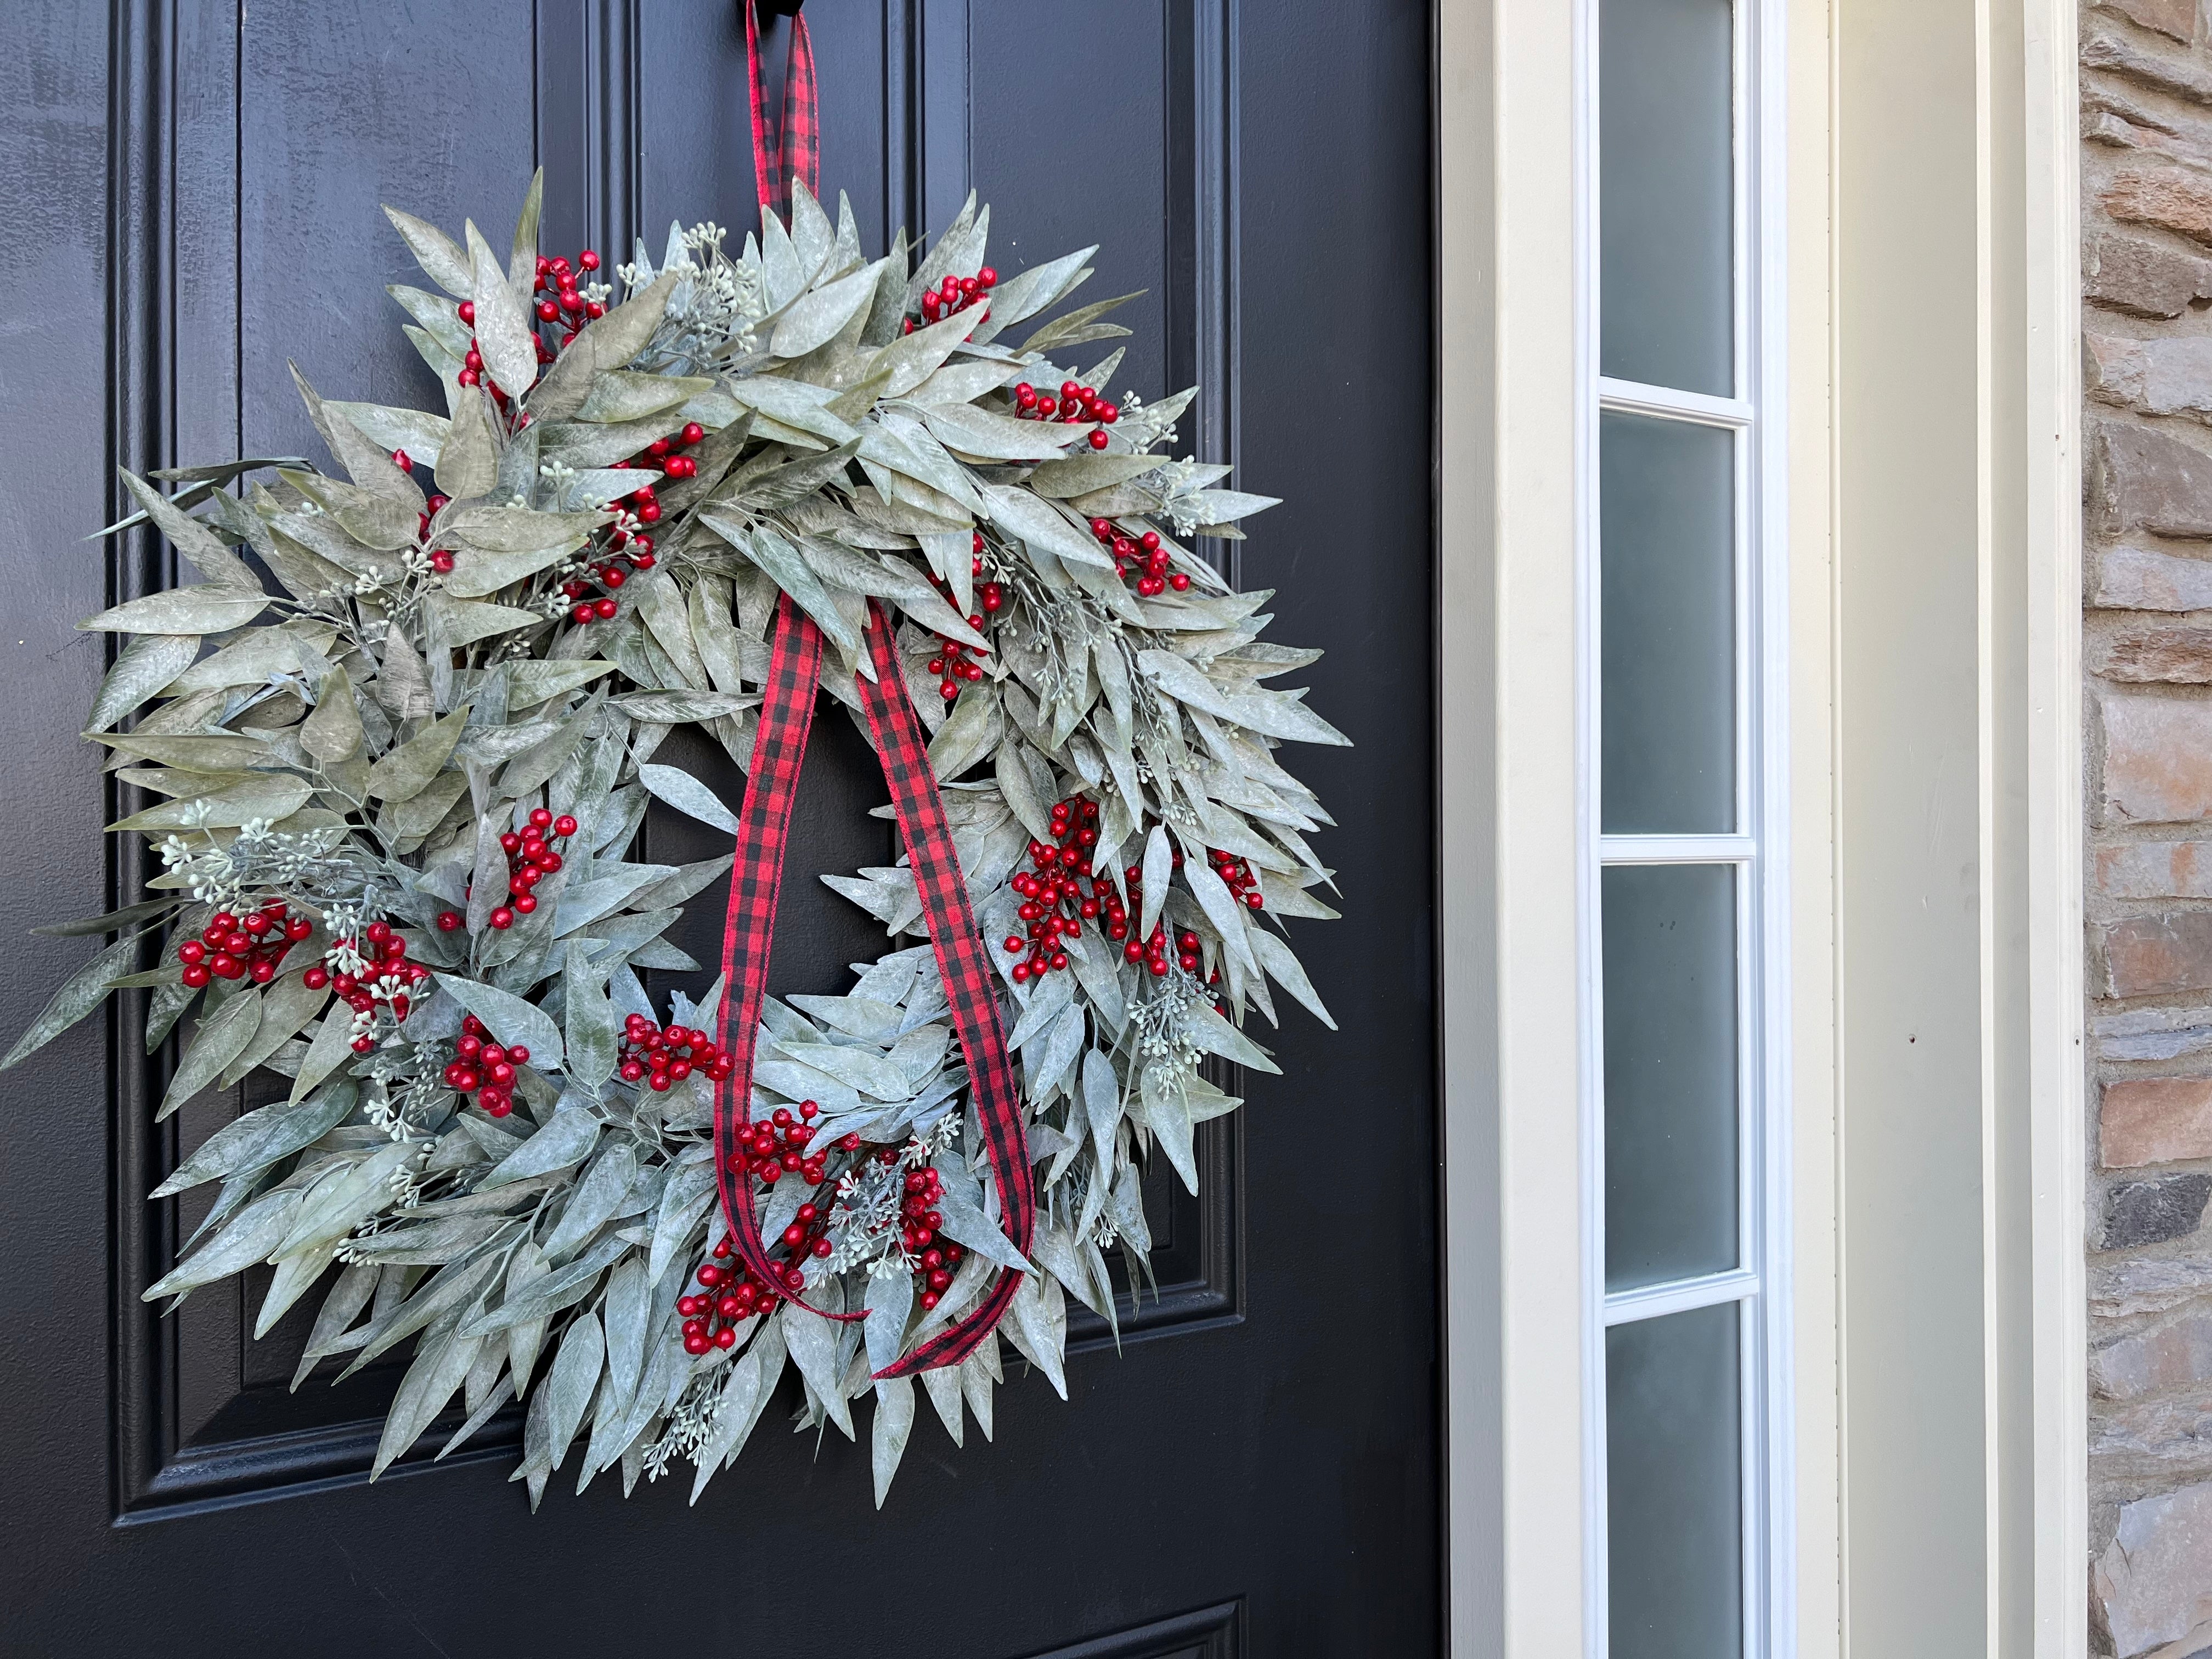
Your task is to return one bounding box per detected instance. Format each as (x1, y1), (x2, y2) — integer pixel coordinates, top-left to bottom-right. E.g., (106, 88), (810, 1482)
(8, 172), (1345, 1508)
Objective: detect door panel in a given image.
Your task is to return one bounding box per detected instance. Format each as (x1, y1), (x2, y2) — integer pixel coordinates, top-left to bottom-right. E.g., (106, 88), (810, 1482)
(0, 3), (1436, 1654)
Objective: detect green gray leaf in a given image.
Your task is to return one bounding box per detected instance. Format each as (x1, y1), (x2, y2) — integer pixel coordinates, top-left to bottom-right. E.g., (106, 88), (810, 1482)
(300, 664), (364, 762)
(150, 1081), (354, 1198)
(544, 1308), (605, 1470)
(144, 1187), (304, 1300)
(478, 1108), (598, 1189)
(562, 941), (619, 1095)
(437, 386), (501, 499)
(80, 585), (268, 635)
(637, 762), (740, 833)
(467, 219), (538, 395)
(436, 974), (566, 1075)
(870, 1374), (916, 1509)
(978, 483), (1114, 569)
(86, 634), (198, 733)
(157, 988), (263, 1120)
(384, 204), (473, 297)
(116, 470), (260, 588)
(772, 261), (886, 359)
(366, 705), (470, 802)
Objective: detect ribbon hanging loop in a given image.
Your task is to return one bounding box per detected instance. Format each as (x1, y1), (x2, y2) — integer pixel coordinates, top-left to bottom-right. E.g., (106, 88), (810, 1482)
(709, 600), (1034, 1373)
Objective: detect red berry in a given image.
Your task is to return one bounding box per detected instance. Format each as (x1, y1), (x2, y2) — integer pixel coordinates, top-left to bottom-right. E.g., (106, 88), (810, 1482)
(457, 301), (476, 324)
(681, 422), (704, 445)
(489, 906), (514, 930)
(180, 963), (210, 989)
(552, 814), (577, 838)
(579, 249), (601, 271)
(1088, 430), (1110, 450)
(436, 910), (463, 932)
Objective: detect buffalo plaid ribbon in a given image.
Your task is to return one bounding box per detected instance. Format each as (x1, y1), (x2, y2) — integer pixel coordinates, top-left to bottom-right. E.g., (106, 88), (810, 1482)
(743, 1), (819, 215)
(711, 597), (1034, 1374)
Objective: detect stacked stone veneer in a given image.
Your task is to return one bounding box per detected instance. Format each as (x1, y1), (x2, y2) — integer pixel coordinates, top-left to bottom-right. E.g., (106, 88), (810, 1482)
(2085, 2), (2212, 1651)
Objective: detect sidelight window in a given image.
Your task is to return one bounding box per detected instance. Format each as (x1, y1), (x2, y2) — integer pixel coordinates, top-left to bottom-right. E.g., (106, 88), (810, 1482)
(1581, 0), (1788, 1655)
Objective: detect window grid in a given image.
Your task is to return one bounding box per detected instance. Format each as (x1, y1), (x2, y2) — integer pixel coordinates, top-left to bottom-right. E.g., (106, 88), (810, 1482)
(1579, 0), (1790, 1655)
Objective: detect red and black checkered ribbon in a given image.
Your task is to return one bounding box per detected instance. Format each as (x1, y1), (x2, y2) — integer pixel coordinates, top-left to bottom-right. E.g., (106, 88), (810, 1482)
(744, 1), (819, 215)
(710, 598), (1034, 1375)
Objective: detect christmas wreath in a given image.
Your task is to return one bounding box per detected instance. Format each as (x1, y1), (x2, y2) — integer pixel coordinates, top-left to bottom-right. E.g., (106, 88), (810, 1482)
(7, 167), (1345, 1508)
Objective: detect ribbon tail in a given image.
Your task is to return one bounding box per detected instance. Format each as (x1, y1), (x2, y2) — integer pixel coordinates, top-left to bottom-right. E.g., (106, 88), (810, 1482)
(854, 602), (1036, 1373)
(743, 1), (782, 212)
(781, 14), (820, 208)
(710, 595), (825, 1311)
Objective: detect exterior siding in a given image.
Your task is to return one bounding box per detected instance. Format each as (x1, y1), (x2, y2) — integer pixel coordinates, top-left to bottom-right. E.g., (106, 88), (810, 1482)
(2082, 2), (2212, 1650)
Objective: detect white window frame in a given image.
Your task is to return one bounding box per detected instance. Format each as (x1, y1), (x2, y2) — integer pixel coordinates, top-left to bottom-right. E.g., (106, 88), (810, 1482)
(1572, 1), (1793, 1654)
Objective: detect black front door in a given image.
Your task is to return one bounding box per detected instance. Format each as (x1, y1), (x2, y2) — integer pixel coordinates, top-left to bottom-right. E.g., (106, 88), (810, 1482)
(0, 5), (1436, 1655)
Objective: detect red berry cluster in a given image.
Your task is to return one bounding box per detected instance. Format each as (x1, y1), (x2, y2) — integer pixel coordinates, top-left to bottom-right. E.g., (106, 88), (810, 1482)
(176, 901), (314, 990)
(437, 808), (575, 934)
(1014, 379), (1120, 451)
(302, 919), (431, 1051)
(442, 1013), (531, 1116)
(1086, 516), (1189, 597)
(1001, 796), (1114, 984)
(608, 424), (701, 521)
(383, 450), (462, 570)
(897, 1164), (967, 1310)
(681, 1232), (799, 1352)
(527, 249), (608, 335)
(732, 1099), (854, 1189)
(1119, 855), (1204, 979)
(1205, 846), (1266, 912)
(561, 420), (704, 627)
(452, 250), (601, 416)
(923, 532), (1001, 703)
(618, 1012), (736, 1090)
(902, 266), (997, 336)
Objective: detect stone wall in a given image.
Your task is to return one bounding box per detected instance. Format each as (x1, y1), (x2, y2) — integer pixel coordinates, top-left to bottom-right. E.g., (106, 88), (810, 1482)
(2085, 3), (2212, 1651)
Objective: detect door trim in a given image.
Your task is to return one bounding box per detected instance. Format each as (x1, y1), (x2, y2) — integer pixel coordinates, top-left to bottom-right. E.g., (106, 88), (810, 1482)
(1435, 0), (2087, 1652)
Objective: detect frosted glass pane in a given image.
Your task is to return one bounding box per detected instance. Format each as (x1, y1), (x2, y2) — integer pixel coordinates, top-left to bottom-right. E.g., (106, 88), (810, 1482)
(1601, 412), (1734, 834)
(1607, 1304), (1743, 1659)
(1601, 0), (1734, 395)
(1604, 863), (1737, 1290)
